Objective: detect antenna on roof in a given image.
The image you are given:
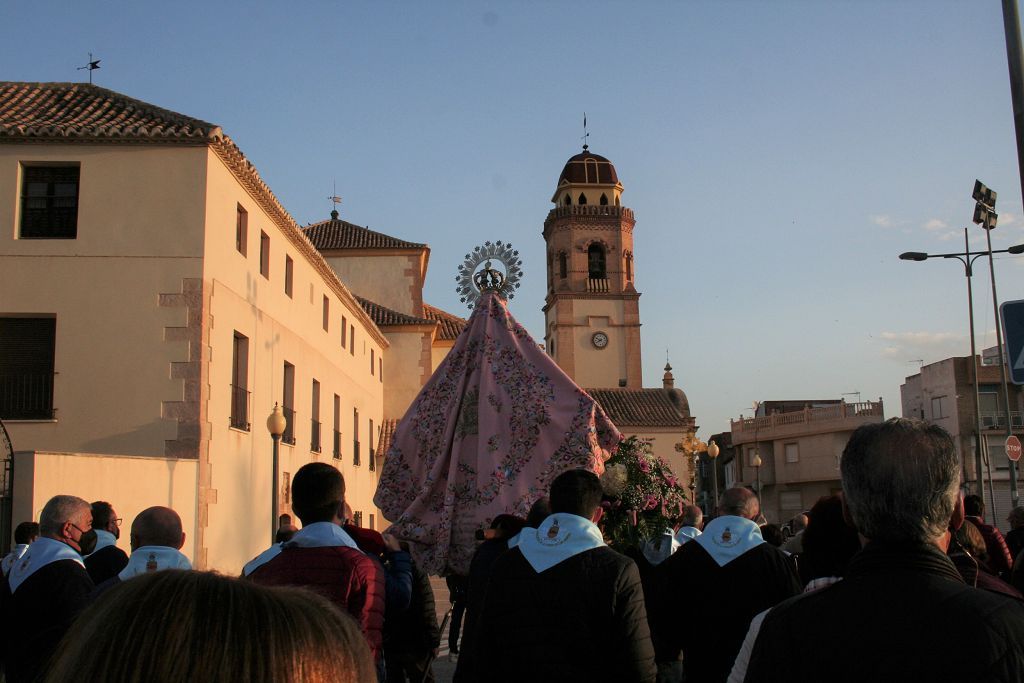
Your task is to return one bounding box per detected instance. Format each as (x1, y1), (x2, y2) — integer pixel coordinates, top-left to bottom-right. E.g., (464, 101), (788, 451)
(328, 179), (342, 220)
(581, 112), (589, 151)
(77, 53), (101, 84)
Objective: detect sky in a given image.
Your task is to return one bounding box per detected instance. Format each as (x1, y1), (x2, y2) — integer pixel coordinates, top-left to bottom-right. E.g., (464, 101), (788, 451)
(6, 1), (1024, 437)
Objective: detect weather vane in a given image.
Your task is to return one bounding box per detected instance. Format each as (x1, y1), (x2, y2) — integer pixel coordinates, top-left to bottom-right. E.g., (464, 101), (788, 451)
(328, 180), (342, 219)
(581, 112), (589, 151)
(77, 53), (101, 84)
(456, 241), (523, 309)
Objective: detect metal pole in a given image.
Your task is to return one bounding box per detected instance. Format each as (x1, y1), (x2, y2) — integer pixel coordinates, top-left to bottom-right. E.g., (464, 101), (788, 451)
(965, 229), (988, 509)
(1002, 0), (1024, 206)
(984, 225), (1020, 509)
(272, 434), (280, 545)
(711, 460), (719, 511)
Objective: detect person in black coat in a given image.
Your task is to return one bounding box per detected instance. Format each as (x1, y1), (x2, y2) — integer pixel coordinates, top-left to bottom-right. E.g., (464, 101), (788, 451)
(746, 418), (1024, 682)
(473, 470), (656, 683)
(384, 557), (441, 683)
(0, 495), (96, 683)
(83, 500), (128, 584)
(648, 487), (801, 683)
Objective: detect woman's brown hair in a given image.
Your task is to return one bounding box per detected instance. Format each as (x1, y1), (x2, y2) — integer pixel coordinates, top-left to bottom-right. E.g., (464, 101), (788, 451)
(46, 569), (375, 682)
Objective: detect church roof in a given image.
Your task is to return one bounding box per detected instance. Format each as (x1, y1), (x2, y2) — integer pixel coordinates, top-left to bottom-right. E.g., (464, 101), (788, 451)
(356, 297), (434, 327)
(303, 215), (426, 251)
(423, 304), (467, 341)
(587, 388), (690, 428)
(0, 82), (221, 141)
(557, 150), (620, 186)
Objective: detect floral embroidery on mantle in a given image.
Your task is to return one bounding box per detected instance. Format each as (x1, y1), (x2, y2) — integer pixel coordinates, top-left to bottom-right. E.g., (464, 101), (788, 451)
(374, 292), (621, 576)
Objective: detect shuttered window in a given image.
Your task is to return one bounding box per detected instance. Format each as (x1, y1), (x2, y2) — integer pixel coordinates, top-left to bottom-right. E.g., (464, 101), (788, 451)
(20, 166), (79, 239)
(0, 318), (56, 419)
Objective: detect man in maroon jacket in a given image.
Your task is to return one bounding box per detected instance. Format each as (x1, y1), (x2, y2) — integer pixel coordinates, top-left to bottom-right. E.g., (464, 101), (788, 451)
(244, 463), (385, 661)
(964, 494), (1014, 576)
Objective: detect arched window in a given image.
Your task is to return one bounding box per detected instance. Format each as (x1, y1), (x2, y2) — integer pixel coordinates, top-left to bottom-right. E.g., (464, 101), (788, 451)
(625, 252), (633, 281)
(600, 193), (608, 206)
(578, 193), (587, 205)
(588, 244), (606, 279)
(564, 194), (571, 206)
(559, 252), (568, 279)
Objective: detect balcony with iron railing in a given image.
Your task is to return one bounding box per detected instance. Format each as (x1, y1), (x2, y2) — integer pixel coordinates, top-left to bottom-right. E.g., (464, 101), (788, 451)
(282, 407), (296, 445)
(369, 448), (376, 471)
(0, 373), (55, 420)
(333, 429), (342, 459)
(353, 439), (361, 466)
(229, 384), (250, 431)
(310, 419), (321, 453)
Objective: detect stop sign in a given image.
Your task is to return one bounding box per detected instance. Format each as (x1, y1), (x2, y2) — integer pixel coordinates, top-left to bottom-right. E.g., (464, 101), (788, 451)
(1007, 435), (1022, 463)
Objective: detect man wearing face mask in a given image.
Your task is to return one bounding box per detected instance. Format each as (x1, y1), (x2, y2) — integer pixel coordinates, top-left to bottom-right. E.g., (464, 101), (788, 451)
(0, 495), (96, 683)
(83, 500), (129, 584)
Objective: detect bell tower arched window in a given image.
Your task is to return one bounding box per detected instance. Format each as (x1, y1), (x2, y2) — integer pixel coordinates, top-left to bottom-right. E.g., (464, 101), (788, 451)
(578, 193), (587, 205)
(600, 193), (608, 206)
(588, 244), (607, 279)
(564, 194), (571, 206)
(559, 252), (568, 279)
(624, 252), (633, 281)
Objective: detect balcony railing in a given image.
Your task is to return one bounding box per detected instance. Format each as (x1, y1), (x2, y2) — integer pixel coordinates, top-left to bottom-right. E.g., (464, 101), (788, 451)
(229, 384), (250, 431)
(587, 278), (609, 293)
(282, 407), (296, 445)
(310, 419), (321, 453)
(369, 448), (376, 471)
(731, 400), (884, 434)
(333, 429), (342, 459)
(0, 373), (55, 420)
(354, 440), (361, 466)
(981, 411), (1024, 429)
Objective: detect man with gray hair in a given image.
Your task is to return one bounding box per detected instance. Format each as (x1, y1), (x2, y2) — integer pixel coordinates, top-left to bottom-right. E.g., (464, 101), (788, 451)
(649, 487), (800, 682)
(744, 418), (1024, 681)
(0, 495), (96, 683)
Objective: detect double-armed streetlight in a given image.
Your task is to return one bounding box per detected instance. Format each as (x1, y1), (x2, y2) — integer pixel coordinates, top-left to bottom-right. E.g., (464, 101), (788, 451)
(900, 225), (1024, 509)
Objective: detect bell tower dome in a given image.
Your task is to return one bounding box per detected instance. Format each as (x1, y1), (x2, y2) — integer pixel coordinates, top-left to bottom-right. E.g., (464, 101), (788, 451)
(542, 147), (642, 389)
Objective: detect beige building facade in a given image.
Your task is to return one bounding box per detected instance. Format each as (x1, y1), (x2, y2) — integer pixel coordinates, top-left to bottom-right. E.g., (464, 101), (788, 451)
(729, 399), (885, 524)
(0, 82), (469, 572)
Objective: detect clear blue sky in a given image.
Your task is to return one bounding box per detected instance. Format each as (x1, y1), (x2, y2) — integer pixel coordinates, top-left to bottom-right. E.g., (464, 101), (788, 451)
(7, 1), (1024, 436)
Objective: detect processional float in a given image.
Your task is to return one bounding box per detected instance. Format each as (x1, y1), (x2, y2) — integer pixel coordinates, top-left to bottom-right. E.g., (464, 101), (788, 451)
(373, 242), (621, 576)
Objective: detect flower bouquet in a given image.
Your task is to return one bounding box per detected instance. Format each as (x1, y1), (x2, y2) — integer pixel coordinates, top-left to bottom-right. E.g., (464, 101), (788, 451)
(599, 435), (689, 551)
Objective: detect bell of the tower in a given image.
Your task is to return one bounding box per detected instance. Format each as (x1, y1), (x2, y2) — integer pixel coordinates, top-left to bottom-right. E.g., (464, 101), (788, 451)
(542, 148), (643, 389)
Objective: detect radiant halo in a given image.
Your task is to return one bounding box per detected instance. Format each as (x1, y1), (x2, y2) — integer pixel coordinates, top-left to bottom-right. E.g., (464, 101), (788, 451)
(455, 241), (523, 309)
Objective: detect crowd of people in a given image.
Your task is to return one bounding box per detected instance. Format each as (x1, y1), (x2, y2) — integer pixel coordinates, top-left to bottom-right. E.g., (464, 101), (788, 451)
(4, 417), (1024, 682)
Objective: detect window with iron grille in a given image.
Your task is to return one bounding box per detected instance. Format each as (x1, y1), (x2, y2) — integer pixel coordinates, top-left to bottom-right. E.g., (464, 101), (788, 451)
(353, 407), (360, 466)
(230, 332), (250, 431)
(369, 418), (375, 472)
(310, 379), (321, 452)
(20, 165), (79, 239)
(260, 231), (270, 278)
(285, 255), (294, 298)
(0, 317), (56, 419)
(235, 204), (248, 255)
(282, 362), (296, 445)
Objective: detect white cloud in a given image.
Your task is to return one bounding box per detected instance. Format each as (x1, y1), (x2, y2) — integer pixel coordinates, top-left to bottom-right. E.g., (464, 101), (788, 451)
(871, 214), (895, 228)
(937, 230), (959, 242)
(877, 330), (967, 364)
(1002, 212), (1016, 226)
(924, 218), (947, 231)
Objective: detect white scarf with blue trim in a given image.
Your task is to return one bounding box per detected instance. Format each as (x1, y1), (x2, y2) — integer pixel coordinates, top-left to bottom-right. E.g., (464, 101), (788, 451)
(8, 537), (84, 593)
(243, 522), (361, 576)
(695, 516), (764, 567)
(517, 513), (605, 573)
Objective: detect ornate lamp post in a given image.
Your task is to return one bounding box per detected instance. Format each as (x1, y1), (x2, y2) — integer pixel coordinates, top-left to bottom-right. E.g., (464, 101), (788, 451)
(675, 432), (708, 503)
(266, 403), (287, 544)
(752, 450), (763, 496)
(707, 439), (720, 511)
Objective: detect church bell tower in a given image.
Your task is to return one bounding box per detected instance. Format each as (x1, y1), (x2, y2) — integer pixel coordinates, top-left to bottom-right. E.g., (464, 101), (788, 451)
(542, 146), (642, 389)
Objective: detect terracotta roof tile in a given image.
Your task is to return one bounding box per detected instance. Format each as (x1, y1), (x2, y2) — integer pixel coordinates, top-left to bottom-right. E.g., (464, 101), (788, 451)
(587, 388), (690, 428)
(423, 304), (467, 341)
(378, 418), (400, 460)
(356, 297), (434, 327)
(0, 82), (220, 141)
(303, 217), (425, 250)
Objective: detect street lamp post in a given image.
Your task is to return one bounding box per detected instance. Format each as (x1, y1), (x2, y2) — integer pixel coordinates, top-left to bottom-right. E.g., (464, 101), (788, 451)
(973, 180), (1020, 509)
(267, 403), (287, 544)
(899, 235), (1024, 510)
(707, 439), (720, 511)
(752, 450), (763, 496)
(675, 432), (708, 506)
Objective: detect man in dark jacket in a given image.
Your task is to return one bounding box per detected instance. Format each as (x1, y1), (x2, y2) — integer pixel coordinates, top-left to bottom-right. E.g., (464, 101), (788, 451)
(649, 487), (801, 683)
(244, 463), (386, 661)
(0, 495), (95, 683)
(964, 494), (1014, 576)
(83, 500), (129, 584)
(384, 557), (440, 682)
(745, 418), (1024, 682)
(473, 469), (656, 683)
